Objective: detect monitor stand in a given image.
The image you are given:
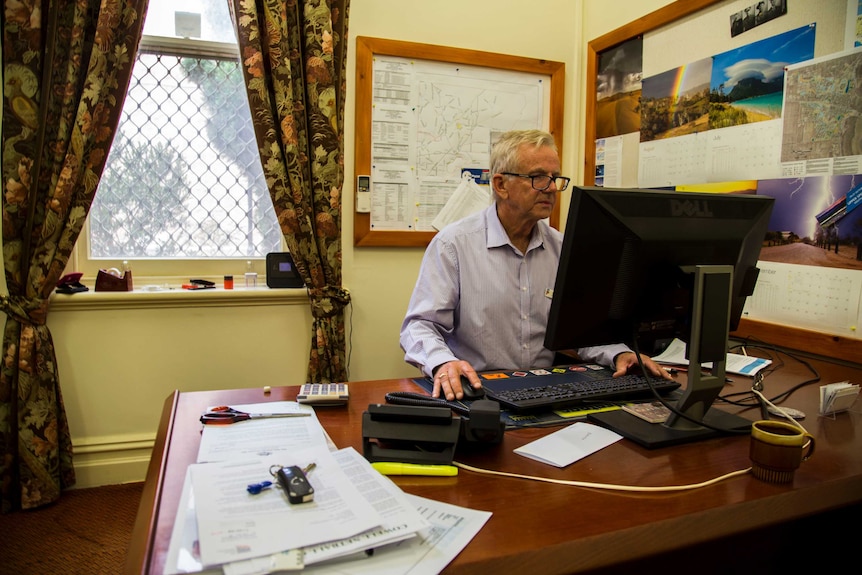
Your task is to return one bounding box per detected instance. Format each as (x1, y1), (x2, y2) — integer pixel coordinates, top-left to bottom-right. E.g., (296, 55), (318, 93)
(590, 265), (753, 449)
(587, 407), (753, 449)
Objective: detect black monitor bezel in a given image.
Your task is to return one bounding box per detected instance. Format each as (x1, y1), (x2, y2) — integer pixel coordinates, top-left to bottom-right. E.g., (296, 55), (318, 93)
(544, 185), (774, 355)
(543, 185), (775, 448)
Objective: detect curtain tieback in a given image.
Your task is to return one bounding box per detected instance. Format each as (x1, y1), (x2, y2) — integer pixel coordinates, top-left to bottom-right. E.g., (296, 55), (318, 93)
(307, 286), (351, 319)
(0, 295), (50, 326)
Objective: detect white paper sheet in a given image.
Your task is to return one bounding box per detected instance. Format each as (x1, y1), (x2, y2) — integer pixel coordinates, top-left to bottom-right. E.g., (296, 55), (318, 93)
(197, 402), (328, 463)
(431, 174), (492, 231)
(514, 422), (622, 467)
(230, 448), (432, 573)
(302, 494), (492, 575)
(652, 337), (772, 376)
(301, 448), (429, 564)
(166, 447), (432, 575)
(190, 446), (383, 567)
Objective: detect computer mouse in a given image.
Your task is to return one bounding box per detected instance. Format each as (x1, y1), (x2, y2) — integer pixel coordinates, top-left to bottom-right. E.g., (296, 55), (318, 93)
(459, 375), (485, 400)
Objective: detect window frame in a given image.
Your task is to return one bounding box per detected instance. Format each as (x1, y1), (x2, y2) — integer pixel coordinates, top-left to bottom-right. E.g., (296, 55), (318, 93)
(70, 35), (282, 284)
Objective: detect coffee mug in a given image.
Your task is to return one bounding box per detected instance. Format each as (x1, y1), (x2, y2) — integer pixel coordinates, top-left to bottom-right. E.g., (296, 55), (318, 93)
(749, 420), (815, 483)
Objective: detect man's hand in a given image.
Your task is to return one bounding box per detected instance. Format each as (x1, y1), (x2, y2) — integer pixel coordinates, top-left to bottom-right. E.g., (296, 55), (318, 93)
(432, 360), (481, 400)
(612, 351), (674, 380)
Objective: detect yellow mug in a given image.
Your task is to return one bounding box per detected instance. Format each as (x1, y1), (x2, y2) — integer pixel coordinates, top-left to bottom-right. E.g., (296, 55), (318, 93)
(749, 420), (815, 483)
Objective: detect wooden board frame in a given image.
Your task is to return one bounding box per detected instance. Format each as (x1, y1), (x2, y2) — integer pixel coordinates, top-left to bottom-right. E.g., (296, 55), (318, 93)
(353, 36), (565, 247)
(582, 0), (861, 364)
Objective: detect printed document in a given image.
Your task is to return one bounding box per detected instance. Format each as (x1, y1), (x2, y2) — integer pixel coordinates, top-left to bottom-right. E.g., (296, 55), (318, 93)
(225, 448), (431, 573)
(197, 402), (328, 463)
(165, 447), (432, 574)
(189, 446), (382, 567)
(652, 338), (772, 376)
(302, 494), (492, 575)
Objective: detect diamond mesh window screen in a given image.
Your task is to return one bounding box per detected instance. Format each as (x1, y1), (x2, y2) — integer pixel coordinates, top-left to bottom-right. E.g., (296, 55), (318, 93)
(89, 46), (280, 259)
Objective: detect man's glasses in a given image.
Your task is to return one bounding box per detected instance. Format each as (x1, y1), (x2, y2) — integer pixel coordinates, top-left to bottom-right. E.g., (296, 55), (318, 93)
(501, 172), (571, 192)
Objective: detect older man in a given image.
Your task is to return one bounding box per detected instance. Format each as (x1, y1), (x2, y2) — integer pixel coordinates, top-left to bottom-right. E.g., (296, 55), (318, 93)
(400, 130), (670, 400)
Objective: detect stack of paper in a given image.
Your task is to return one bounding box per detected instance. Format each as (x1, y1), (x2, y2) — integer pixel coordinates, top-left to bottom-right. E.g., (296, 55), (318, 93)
(652, 338), (772, 376)
(164, 401), (491, 575)
(819, 381), (860, 415)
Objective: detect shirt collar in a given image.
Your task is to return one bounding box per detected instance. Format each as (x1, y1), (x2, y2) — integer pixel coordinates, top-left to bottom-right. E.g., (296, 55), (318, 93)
(486, 204), (546, 252)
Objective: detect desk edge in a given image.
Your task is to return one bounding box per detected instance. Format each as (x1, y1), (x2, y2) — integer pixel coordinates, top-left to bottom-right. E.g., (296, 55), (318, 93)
(124, 390), (180, 575)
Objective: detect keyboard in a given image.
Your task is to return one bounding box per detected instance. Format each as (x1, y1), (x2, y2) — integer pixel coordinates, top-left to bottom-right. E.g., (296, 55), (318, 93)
(482, 370), (680, 413)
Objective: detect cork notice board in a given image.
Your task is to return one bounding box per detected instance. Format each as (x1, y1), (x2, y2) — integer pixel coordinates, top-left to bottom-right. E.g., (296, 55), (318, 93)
(583, 0), (862, 363)
(353, 36), (565, 247)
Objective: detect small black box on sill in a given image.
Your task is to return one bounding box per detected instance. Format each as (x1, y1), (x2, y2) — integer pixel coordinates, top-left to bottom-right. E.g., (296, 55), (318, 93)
(266, 252), (305, 288)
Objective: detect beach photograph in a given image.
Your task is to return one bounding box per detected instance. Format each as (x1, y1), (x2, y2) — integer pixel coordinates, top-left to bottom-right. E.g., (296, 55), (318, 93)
(709, 24), (815, 130)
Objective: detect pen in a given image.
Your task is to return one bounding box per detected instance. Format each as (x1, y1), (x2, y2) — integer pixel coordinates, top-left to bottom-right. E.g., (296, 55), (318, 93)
(371, 462), (458, 476)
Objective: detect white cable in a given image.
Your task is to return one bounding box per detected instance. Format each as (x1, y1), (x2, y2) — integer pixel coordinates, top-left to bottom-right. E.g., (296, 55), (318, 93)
(751, 388), (809, 434)
(453, 461), (751, 492)
(452, 386), (804, 493)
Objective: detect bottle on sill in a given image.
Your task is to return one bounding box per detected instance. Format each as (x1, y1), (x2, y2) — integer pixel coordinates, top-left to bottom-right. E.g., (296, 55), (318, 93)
(245, 260), (258, 288)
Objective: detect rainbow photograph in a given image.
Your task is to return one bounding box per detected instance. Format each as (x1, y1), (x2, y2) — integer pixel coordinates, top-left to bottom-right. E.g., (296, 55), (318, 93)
(640, 57), (711, 142)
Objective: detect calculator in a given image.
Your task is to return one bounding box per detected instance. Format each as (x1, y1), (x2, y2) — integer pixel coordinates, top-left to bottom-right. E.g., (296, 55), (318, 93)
(297, 383), (349, 405)
(621, 401), (671, 424)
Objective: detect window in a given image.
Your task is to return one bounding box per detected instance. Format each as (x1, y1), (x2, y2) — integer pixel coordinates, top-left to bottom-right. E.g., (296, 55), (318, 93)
(75, 0), (281, 280)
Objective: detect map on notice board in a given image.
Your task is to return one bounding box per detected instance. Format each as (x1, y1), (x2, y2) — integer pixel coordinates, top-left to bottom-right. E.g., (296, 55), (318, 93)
(370, 56), (548, 231)
(781, 48), (862, 165)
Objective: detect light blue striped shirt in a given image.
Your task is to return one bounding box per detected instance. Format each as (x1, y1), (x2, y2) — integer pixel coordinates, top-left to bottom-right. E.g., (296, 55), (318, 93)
(400, 204), (630, 377)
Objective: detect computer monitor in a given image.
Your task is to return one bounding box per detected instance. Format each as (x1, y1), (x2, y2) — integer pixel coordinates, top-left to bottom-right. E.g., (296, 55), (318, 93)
(545, 186), (774, 448)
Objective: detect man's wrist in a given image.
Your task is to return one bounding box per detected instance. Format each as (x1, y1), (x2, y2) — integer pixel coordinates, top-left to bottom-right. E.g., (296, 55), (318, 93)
(428, 356), (457, 378)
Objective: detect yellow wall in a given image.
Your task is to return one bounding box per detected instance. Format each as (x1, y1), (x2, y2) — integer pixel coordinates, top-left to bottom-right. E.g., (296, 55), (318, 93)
(25, 0), (681, 487)
(342, 0), (678, 398)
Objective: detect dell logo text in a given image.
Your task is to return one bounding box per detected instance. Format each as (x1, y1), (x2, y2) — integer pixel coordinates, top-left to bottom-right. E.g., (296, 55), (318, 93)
(670, 199), (714, 217)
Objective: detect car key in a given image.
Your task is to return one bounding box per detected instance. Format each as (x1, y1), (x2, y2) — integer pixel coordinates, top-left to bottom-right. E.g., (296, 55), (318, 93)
(272, 463), (316, 504)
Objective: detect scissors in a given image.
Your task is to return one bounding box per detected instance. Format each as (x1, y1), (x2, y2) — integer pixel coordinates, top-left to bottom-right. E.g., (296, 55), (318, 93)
(200, 405), (312, 425)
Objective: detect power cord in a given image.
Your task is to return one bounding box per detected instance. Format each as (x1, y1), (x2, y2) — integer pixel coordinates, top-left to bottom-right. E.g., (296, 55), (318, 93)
(750, 384), (810, 434)
(453, 461), (751, 492)
(388, 337), (817, 491)
(720, 340), (820, 411)
(631, 338), (749, 435)
(345, 297), (354, 381)
(385, 391), (472, 417)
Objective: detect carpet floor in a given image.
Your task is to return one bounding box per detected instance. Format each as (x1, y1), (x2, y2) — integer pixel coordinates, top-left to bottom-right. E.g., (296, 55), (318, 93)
(0, 482), (144, 575)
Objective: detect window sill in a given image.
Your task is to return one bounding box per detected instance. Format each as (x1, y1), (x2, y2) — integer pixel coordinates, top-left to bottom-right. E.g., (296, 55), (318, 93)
(50, 285), (309, 312)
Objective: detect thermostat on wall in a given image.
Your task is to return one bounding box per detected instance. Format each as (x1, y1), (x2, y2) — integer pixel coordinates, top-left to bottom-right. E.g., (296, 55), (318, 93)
(266, 252), (305, 288)
(356, 175), (371, 213)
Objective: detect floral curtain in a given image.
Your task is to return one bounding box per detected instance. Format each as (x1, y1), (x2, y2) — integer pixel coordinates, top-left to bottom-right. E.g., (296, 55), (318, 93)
(1, 0), (147, 512)
(230, 0), (351, 383)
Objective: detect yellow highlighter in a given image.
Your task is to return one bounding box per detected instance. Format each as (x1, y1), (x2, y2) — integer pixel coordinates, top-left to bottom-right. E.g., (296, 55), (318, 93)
(371, 462), (458, 476)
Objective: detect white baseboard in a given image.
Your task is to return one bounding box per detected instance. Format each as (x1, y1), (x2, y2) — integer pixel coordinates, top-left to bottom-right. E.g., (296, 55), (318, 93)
(70, 434), (154, 489)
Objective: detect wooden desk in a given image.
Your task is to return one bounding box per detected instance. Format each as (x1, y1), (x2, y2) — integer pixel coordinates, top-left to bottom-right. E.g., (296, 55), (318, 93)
(126, 354), (862, 574)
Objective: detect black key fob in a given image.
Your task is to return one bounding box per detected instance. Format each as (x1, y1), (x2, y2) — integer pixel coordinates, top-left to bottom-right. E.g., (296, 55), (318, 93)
(276, 465), (314, 504)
